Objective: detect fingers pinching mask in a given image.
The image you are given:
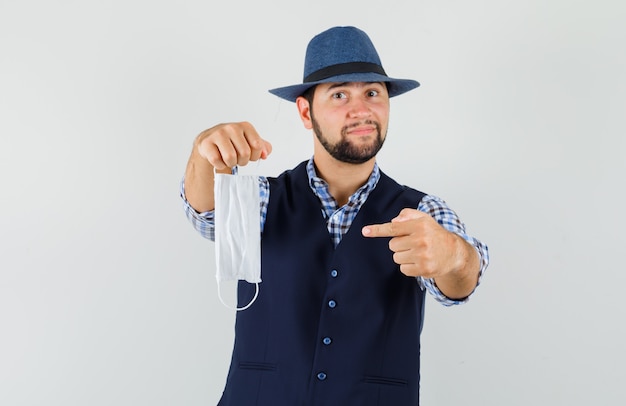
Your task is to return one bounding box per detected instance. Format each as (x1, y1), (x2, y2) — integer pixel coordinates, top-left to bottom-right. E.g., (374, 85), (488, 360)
(214, 170), (261, 311)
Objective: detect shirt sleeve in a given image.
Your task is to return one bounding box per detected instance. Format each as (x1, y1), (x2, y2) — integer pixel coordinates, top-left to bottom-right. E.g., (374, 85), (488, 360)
(416, 194), (490, 306)
(179, 175), (270, 242)
(180, 177), (217, 241)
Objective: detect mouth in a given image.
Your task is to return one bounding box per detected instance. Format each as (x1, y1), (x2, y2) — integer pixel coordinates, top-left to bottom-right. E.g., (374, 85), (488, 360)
(344, 122), (378, 137)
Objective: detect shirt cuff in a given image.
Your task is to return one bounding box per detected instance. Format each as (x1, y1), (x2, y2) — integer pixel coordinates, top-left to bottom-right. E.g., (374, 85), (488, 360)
(418, 236), (489, 306)
(180, 177), (216, 241)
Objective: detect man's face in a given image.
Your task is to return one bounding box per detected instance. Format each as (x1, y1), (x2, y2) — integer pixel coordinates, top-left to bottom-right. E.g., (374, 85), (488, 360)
(307, 82), (390, 164)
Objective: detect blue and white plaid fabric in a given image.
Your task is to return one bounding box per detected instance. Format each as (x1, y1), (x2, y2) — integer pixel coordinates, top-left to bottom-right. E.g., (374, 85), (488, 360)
(306, 159), (378, 248)
(181, 158), (489, 306)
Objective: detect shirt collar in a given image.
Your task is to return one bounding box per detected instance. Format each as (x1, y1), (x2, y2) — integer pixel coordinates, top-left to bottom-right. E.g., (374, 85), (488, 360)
(306, 157), (380, 207)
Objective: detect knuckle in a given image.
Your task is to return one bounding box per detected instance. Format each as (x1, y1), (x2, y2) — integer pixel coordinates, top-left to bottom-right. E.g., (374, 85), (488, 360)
(241, 143), (252, 156)
(248, 136), (262, 149)
(204, 148), (219, 162)
(222, 122), (241, 132)
(220, 151), (237, 166)
(387, 223), (397, 236)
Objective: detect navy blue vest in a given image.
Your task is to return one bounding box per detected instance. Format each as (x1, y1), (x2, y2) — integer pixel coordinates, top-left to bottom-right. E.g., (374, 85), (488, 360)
(218, 161), (426, 406)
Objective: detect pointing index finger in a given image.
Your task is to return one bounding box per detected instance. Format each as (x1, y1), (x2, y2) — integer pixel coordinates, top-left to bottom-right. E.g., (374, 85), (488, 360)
(362, 222), (399, 238)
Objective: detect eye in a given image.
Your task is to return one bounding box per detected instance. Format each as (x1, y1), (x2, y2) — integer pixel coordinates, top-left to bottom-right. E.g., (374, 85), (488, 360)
(367, 89), (379, 97)
(332, 92), (347, 99)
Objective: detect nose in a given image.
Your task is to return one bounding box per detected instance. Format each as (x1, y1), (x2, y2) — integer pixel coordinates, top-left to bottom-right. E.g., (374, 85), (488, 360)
(348, 96), (371, 119)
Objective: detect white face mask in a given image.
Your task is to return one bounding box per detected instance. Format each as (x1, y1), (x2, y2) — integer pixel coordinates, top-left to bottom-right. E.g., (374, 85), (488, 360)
(214, 172), (261, 311)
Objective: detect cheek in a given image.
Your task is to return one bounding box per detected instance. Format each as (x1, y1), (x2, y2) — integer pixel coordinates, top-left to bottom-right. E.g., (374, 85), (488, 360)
(374, 102), (390, 115)
(374, 107), (390, 126)
(312, 109), (340, 131)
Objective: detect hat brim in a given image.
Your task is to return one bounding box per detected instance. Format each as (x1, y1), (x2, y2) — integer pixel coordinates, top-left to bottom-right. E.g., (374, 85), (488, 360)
(268, 72), (419, 102)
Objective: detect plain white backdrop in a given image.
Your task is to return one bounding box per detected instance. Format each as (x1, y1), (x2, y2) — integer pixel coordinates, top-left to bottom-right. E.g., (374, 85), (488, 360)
(1, 0), (625, 404)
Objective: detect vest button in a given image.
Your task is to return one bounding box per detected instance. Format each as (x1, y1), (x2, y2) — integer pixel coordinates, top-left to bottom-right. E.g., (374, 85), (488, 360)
(330, 269), (338, 278)
(328, 300), (336, 308)
(322, 337), (332, 345)
(317, 372), (327, 381)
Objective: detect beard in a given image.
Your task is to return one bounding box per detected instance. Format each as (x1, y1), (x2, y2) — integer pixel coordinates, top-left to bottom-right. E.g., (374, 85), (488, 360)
(311, 114), (386, 164)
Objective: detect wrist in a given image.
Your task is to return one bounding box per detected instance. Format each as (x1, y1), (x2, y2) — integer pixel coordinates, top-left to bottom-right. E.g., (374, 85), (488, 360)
(450, 233), (475, 280)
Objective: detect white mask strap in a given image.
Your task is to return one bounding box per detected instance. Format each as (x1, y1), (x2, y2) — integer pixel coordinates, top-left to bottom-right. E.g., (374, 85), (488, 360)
(217, 281), (260, 311)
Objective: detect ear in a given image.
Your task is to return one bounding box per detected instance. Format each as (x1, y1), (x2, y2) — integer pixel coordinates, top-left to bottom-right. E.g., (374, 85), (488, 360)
(295, 96), (313, 130)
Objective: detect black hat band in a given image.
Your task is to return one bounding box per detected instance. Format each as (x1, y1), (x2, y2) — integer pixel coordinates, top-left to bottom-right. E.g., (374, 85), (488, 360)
(304, 62), (388, 83)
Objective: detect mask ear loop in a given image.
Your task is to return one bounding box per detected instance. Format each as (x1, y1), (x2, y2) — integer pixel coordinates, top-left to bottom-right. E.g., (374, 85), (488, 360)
(217, 280), (260, 311)
(213, 165), (261, 312)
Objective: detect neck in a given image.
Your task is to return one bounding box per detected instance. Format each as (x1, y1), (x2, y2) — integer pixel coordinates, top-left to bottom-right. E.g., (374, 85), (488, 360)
(312, 153), (375, 207)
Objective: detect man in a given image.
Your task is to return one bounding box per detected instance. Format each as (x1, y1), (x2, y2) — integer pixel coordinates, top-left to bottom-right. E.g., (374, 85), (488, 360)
(182, 26), (489, 405)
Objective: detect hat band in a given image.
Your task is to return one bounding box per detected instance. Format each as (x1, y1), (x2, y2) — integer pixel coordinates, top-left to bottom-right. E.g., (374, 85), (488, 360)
(304, 62), (387, 83)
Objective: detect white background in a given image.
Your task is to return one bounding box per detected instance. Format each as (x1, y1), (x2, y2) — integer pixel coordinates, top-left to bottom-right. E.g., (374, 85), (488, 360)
(1, 0), (625, 404)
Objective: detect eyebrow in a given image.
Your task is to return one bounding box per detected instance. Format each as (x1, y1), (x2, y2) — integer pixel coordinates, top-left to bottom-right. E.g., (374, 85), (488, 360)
(325, 82), (385, 91)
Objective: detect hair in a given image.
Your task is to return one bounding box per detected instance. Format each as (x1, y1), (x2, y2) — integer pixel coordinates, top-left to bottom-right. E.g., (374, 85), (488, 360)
(301, 85), (316, 107)
(298, 85), (317, 117)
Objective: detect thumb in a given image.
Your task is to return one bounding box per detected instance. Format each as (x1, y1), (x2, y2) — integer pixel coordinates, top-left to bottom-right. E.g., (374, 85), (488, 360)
(261, 140), (273, 159)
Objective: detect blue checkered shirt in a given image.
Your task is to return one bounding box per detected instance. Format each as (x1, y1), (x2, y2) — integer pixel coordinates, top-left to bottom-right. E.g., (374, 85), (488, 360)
(181, 158), (489, 306)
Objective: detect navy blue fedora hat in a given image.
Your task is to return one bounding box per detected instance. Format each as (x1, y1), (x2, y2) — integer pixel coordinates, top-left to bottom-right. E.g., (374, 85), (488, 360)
(269, 26), (420, 102)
